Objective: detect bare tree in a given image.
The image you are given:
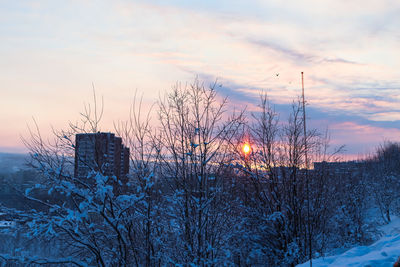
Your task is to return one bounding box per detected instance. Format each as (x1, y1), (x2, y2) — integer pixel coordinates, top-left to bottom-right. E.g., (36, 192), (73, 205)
(156, 80), (244, 266)
(366, 141), (400, 223)
(6, 90), (149, 266)
(114, 92), (164, 266)
(232, 94), (344, 266)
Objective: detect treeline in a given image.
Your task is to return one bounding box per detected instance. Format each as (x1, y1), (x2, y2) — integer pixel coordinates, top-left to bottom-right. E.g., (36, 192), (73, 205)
(0, 170), (46, 211)
(1, 81), (399, 266)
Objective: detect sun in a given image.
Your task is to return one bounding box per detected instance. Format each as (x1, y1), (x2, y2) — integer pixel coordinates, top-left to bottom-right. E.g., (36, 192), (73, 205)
(242, 143), (251, 155)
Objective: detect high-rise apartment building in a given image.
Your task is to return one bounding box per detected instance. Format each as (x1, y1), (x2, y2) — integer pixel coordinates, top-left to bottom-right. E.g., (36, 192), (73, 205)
(74, 132), (129, 180)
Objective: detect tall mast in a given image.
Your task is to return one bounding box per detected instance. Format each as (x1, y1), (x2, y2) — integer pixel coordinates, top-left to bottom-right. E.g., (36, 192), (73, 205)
(302, 72), (312, 266)
(301, 72), (308, 170)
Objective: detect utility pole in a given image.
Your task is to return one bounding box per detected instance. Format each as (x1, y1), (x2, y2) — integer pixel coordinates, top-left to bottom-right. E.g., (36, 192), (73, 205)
(301, 72), (312, 267)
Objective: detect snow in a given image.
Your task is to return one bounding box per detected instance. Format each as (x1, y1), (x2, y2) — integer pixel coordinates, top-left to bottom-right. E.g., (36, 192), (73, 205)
(0, 221), (16, 228)
(298, 216), (400, 267)
(0, 153), (30, 173)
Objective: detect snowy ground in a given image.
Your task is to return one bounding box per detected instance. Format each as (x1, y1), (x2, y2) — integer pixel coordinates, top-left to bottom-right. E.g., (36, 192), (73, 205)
(0, 153), (29, 173)
(298, 216), (400, 267)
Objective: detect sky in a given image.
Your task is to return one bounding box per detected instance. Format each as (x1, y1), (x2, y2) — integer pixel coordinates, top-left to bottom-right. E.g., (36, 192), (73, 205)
(0, 0), (399, 158)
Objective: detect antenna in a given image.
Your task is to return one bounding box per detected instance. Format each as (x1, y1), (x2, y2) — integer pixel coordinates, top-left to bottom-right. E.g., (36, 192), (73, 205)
(301, 72), (308, 170)
(302, 72), (312, 267)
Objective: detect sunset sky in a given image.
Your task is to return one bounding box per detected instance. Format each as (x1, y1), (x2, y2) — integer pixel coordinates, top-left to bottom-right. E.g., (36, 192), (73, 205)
(1, 0), (399, 158)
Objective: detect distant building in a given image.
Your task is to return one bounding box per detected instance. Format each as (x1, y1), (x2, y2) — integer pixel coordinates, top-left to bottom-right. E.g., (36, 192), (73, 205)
(74, 132), (129, 180)
(313, 160), (364, 175)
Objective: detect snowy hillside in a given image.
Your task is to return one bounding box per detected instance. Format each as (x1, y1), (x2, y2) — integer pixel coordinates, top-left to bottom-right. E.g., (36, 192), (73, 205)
(298, 217), (400, 267)
(0, 153), (29, 173)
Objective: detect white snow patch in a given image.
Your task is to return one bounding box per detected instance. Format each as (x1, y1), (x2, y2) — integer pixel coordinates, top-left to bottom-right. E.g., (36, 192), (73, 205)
(298, 216), (400, 267)
(0, 221), (16, 228)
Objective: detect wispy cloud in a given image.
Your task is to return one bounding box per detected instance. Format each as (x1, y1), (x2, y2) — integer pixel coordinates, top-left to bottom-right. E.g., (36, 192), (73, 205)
(248, 39), (316, 64)
(1, 0), (399, 156)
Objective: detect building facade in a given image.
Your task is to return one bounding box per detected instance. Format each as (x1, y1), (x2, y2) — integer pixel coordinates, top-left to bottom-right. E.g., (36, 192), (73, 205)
(74, 132), (130, 180)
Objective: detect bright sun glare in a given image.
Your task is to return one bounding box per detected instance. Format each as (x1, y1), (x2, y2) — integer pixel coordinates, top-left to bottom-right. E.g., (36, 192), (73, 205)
(242, 143), (251, 155)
